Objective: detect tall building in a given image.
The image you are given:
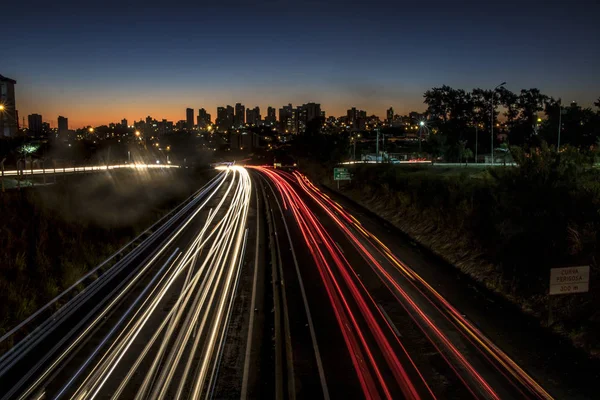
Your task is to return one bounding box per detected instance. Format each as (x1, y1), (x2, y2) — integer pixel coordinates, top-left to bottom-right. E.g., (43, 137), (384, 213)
(0, 74), (18, 137)
(158, 119), (174, 136)
(121, 118), (128, 128)
(347, 107), (366, 130)
(186, 108), (194, 130)
(216, 107), (227, 131)
(246, 106), (260, 126)
(216, 106), (234, 131)
(234, 103), (245, 128)
(227, 105), (234, 129)
(254, 106), (261, 123)
(303, 103), (321, 123)
(347, 107), (358, 124)
(58, 116), (68, 136)
(291, 103), (322, 134)
(266, 106), (276, 126)
(28, 114), (43, 134)
(197, 108), (211, 128)
(386, 107), (394, 123)
(279, 104), (296, 133)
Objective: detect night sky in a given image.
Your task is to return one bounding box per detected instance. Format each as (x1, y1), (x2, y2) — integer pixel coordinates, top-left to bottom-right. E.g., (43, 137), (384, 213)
(2, 0), (599, 128)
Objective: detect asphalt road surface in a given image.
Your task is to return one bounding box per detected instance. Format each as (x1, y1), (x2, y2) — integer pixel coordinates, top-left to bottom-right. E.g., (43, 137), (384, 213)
(0, 164), (583, 399)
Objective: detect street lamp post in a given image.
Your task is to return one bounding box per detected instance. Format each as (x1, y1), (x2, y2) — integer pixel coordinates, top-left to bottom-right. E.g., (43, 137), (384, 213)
(419, 121), (425, 154)
(475, 123), (479, 164)
(376, 129), (379, 164)
(557, 99), (562, 151)
(1, 158), (5, 193)
(0, 105), (5, 137)
(491, 82), (506, 165)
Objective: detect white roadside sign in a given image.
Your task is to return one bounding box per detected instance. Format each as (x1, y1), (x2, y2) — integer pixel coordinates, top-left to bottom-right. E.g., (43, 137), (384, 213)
(549, 266), (590, 295)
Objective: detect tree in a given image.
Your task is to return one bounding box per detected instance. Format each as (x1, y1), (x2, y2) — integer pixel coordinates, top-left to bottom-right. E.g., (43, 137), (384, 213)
(426, 133), (447, 163)
(424, 86), (453, 122)
(540, 101), (598, 148)
(507, 89), (549, 145)
(463, 148), (474, 165)
(498, 87), (519, 130)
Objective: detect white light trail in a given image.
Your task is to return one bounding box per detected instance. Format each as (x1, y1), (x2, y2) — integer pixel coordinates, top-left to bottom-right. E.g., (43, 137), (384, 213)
(61, 165), (252, 400)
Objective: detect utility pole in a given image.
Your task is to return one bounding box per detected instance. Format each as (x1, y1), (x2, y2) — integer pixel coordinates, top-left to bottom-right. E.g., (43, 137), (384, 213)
(491, 82), (506, 165)
(557, 99), (562, 151)
(475, 123), (479, 163)
(419, 125), (422, 154)
(1, 158), (5, 193)
(376, 129), (379, 164)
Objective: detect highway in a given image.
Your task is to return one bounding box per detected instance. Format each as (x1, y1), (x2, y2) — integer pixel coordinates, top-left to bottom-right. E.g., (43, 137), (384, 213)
(0, 165), (251, 399)
(248, 166), (554, 400)
(0, 164), (558, 399)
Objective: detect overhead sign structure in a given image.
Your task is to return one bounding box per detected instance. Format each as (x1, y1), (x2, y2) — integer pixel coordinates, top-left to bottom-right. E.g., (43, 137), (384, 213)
(334, 167), (351, 181)
(549, 266), (590, 295)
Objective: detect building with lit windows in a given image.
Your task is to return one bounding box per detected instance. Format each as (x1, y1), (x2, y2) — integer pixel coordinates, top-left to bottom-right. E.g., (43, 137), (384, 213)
(197, 108), (211, 128)
(246, 106), (260, 126)
(266, 106), (276, 126)
(235, 103), (245, 128)
(216, 106), (235, 131)
(279, 104), (295, 133)
(0, 74), (18, 137)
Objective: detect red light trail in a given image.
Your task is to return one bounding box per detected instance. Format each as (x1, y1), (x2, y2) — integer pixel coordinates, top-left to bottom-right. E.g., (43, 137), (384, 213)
(252, 166), (553, 400)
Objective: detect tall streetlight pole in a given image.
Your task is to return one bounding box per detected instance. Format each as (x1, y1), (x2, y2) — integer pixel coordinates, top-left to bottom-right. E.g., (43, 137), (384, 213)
(557, 98), (562, 151)
(491, 82), (506, 165)
(475, 122), (479, 164)
(419, 121), (425, 154)
(376, 129), (379, 163)
(0, 105), (5, 137)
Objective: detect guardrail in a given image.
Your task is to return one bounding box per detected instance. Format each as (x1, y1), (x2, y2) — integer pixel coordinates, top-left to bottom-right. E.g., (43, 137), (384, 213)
(2, 163), (179, 177)
(341, 160), (517, 166)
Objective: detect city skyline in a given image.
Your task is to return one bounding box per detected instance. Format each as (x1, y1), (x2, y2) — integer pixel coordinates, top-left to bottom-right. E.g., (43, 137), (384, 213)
(2, 1), (599, 128)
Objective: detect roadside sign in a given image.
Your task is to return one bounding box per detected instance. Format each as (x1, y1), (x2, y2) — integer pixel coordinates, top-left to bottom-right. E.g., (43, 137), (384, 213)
(549, 266), (590, 295)
(334, 167), (351, 181)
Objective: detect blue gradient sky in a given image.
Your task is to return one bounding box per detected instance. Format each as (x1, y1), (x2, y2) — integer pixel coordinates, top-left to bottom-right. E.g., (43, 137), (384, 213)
(2, 0), (599, 128)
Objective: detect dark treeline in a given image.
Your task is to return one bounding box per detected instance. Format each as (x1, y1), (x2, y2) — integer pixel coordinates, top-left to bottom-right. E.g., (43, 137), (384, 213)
(287, 87), (600, 165)
(422, 86), (600, 161)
